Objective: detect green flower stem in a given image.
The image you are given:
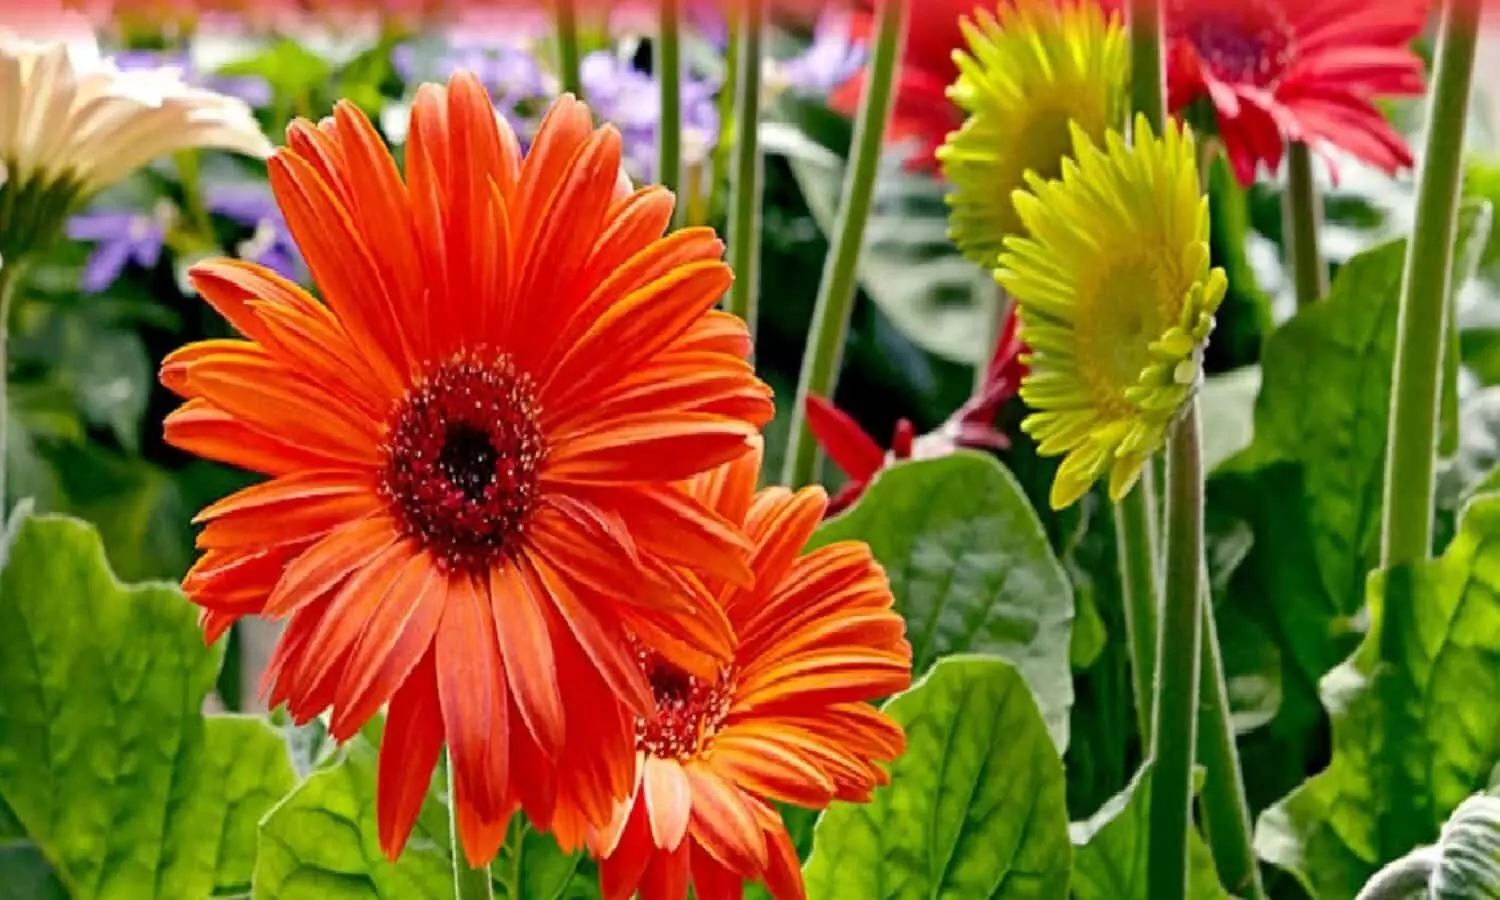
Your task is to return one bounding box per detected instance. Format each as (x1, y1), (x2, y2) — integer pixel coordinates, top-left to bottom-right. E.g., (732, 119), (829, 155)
(555, 0), (583, 99)
(782, 0), (909, 488)
(1353, 846), (1440, 900)
(1380, 0), (1480, 569)
(725, 0), (765, 344)
(657, 0), (683, 218)
(709, 12), (740, 225)
(1113, 470), (1160, 742)
(1127, 0), (1165, 132)
(0, 260), (17, 515)
(1284, 142), (1327, 307)
(448, 749), (493, 900)
(1196, 589), (1267, 900)
(1146, 400), (1207, 900)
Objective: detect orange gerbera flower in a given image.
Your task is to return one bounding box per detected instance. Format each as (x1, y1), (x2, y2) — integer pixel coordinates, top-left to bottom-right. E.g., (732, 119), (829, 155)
(587, 440), (912, 900)
(159, 70), (774, 866)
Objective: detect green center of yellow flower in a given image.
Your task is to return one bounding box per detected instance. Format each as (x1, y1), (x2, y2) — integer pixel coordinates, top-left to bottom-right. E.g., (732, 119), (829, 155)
(1074, 256), (1173, 414)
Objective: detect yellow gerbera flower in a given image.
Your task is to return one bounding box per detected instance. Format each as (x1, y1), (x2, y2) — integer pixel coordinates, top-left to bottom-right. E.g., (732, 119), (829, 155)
(937, 0), (1128, 270)
(997, 114), (1227, 510)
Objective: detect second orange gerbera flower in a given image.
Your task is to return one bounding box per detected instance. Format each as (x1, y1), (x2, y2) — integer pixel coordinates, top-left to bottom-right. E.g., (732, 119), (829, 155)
(159, 71), (774, 865)
(588, 441), (912, 899)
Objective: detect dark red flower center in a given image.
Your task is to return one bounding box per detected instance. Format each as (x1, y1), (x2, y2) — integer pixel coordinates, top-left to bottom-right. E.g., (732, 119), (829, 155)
(1177, 1), (1296, 88)
(634, 646), (734, 760)
(381, 350), (546, 574)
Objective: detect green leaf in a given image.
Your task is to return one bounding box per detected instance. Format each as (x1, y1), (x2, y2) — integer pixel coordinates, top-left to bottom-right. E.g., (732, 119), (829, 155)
(801, 656), (1071, 898)
(1210, 205), (1489, 807)
(1256, 494), (1500, 898)
(0, 513), (296, 899)
(809, 452), (1075, 751)
(254, 721), (594, 900)
(1069, 766), (1229, 900)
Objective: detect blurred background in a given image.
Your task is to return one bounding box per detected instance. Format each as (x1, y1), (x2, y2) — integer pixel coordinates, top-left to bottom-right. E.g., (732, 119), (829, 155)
(9, 1), (1500, 727)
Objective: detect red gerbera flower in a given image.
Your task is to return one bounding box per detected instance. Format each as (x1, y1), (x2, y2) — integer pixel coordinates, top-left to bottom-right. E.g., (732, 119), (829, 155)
(806, 305), (1028, 516)
(160, 72), (774, 866)
(1166, 0), (1429, 185)
(587, 440), (911, 899)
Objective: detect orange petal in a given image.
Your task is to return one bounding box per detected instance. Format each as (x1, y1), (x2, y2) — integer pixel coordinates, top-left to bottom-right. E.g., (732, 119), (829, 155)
(329, 552), (447, 739)
(598, 801), (655, 900)
(706, 730), (836, 808)
(377, 648), (444, 861)
(638, 839), (691, 900)
(163, 399), (342, 476)
(263, 515), (400, 618)
(436, 574), (512, 823)
(492, 562), (566, 757)
(683, 765), (767, 875)
(642, 756), (693, 851)
(544, 413), (759, 484)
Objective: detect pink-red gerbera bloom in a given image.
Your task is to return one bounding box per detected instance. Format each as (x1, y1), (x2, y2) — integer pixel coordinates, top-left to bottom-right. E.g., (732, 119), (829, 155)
(159, 71), (774, 866)
(1166, 0), (1429, 185)
(587, 440), (912, 899)
(806, 305), (1027, 515)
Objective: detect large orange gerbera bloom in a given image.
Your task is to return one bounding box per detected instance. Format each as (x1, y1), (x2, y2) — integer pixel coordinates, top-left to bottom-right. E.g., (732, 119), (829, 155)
(159, 71), (774, 866)
(587, 441), (912, 900)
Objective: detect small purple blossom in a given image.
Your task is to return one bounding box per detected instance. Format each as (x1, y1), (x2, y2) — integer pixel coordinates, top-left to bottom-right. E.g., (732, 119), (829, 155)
(580, 50), (720, 184)
(773, 11), (867, 95)
(205, 186), (303, 282)
(112, 49), (273, 108)
(67, 203), (175, 293)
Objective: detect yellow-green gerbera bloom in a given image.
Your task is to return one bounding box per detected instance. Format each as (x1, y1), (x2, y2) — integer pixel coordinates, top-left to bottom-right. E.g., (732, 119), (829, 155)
(937, 0), (1128, 270)
(997, 114), (1228, 510)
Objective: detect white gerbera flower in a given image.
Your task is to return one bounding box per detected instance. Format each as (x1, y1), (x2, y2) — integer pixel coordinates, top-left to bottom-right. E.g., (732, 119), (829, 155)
(0, 4), (271, 264)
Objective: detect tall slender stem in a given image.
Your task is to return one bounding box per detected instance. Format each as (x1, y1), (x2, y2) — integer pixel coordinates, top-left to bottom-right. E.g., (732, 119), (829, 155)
(0, 261), (16, 516)
(1380, 0), (1480, 568)
(656, 0), (683, 218)
(1196, 592), (1267, 899)
(1284, 142), (1327, 307)
(1113, 471), (1160, 742)
(1146, 401), (1207, 900)
(781, 0), (909, 487)
(554, 0), (583, 99)
(448, 750), (494, 900)
(725, 0), (765, 345)
(1128, 0), (1164, 132)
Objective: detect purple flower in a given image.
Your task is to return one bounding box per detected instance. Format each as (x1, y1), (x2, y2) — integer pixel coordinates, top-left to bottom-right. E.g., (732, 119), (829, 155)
(67, 203), (174, 293)
(112, 49), (273, 108)
(773, 11), (867, 96)
(205, 185), (303, 281)
(580, 50), (720, 184)
(392, 33), (553, 143)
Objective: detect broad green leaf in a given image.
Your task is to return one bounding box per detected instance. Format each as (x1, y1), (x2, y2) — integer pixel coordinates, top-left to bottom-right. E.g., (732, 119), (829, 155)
(1256, 493), (1500, 898)
(1210, 205), (1488, 807)
(810, 452), (1075, 751)
(1069, 766), (1229, 900)
(254, 721), (593, 900)
(0, 513), (295, 899)
(801, 656), (1071, 899)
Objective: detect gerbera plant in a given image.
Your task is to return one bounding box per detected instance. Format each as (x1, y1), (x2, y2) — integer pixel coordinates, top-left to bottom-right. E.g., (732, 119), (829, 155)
(159, 71), (775, 864)
(6, 2), (1500, 900)
(996, 114), (1226, 509)
(937, 0), (1130, 268)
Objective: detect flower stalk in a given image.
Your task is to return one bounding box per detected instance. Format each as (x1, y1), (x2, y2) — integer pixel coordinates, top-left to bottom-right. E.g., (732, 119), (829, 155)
(1284, 141), (1328, 307)
(555, 0), (583, 99)
(783, 0), (909, 488)
(657, 0), (683, 217)
(448, 750), (494, 900)
(1379, 0), (1480, 568)
(1113, 471), (1160, 741)
(1146, 400), (1207, 900)
(0, 259), (18, 515)
(725, 0), (765, 344)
